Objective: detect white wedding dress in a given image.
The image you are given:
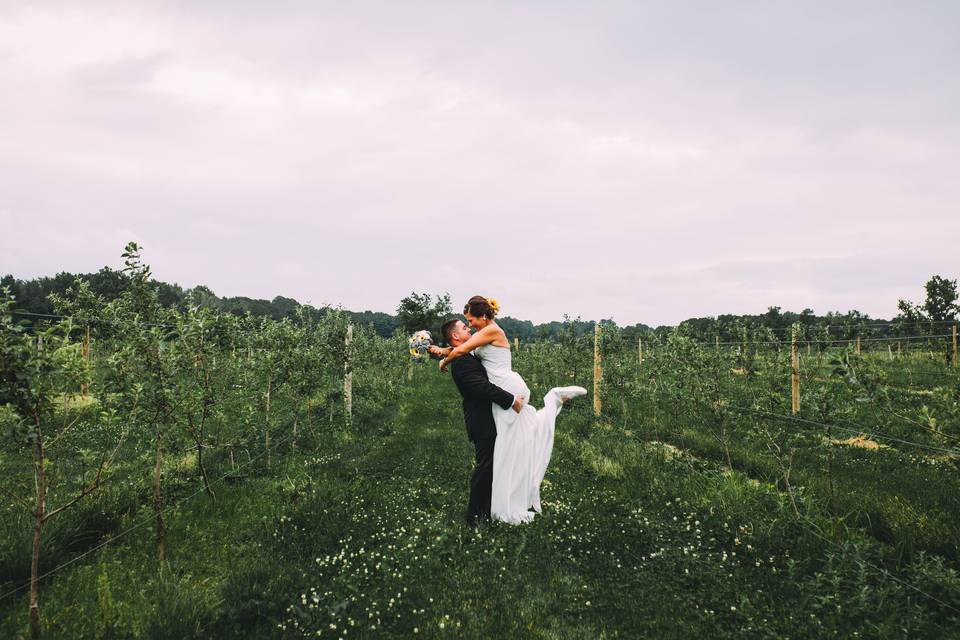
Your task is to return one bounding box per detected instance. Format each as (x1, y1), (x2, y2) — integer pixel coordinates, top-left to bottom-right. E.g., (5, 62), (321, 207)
(474, 343), (573, 524)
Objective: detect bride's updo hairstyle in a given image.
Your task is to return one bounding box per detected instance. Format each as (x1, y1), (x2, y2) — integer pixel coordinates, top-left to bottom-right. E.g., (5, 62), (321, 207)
(464, 295), (498, 320)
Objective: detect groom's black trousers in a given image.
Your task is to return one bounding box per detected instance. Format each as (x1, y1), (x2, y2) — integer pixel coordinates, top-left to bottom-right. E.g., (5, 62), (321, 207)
(449, 353), (515, 525)
(468, 435), (496, 523)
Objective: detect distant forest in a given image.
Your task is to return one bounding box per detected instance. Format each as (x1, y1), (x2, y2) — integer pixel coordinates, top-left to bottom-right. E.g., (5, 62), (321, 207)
(2, 268), (956, 342)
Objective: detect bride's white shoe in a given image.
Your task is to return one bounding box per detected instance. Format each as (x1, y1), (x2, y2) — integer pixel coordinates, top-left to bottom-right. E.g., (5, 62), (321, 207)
(554, 385), (588, 403)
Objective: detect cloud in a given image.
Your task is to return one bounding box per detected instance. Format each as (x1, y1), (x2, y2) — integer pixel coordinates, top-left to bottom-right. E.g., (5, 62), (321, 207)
(1, 2), (958, 326)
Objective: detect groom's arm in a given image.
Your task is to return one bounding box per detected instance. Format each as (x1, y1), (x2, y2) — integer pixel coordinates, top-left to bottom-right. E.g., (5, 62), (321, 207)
(452, 358), (516, 410)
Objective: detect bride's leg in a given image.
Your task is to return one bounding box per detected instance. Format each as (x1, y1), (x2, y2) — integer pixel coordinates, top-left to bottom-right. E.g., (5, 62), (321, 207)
(538, 385), (586, 422)
(555, 386), (588, 404)
(541, 388), (562, 423)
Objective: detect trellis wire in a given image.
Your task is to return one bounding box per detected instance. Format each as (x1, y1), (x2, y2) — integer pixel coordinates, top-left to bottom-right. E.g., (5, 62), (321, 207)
(0, 424), (308, 604)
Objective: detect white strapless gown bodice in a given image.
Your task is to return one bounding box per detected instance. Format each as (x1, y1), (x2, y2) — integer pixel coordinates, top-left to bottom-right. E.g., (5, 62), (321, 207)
(474, 344), (562, 524)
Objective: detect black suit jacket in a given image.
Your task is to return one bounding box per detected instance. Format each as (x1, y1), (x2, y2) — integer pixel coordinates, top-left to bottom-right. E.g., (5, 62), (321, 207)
(450, 353), (515, 442)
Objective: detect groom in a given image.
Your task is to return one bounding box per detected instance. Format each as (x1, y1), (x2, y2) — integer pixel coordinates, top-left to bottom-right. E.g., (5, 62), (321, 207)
(437, 318), (524, 527)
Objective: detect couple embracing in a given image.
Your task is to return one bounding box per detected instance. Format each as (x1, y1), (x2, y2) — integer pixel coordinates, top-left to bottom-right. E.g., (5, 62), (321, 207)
(429, 296), (586, 527)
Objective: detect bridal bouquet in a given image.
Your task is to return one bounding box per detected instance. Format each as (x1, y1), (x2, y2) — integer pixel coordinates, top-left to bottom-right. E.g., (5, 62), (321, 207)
(408, 330), (432, 360)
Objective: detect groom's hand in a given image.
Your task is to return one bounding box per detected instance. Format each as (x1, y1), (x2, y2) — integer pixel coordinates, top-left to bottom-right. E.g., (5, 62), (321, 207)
(512, 395), (526, 413)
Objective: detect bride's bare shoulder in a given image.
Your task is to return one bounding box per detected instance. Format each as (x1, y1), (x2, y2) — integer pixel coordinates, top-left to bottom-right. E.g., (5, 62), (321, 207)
(487, 323), (511, 346)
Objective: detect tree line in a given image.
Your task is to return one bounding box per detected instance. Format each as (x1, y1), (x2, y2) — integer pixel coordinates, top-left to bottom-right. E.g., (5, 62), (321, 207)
(2, 268), (956, 344)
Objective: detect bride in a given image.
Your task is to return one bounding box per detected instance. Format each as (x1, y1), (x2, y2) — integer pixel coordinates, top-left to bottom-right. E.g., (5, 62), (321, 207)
(434, 295), (586, 524)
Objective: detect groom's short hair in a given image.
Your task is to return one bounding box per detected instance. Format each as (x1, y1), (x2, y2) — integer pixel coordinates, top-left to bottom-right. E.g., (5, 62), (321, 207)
(441, 318), (460, 344)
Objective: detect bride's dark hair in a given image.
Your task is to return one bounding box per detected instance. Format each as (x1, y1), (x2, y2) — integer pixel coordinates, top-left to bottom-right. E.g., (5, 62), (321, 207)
(464, 295), (497, 319)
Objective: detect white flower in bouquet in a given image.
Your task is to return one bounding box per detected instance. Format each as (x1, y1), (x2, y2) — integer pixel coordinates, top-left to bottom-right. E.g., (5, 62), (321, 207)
(408, 330), (432, 360)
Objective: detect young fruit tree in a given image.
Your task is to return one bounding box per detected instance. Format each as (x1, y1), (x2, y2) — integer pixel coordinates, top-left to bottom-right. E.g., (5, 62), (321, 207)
(0, 290), (126, 638)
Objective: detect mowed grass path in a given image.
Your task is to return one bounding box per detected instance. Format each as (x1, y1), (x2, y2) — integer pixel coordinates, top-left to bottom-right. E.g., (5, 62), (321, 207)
(2, 370), (958, 638)
(256, 374), (960, 639)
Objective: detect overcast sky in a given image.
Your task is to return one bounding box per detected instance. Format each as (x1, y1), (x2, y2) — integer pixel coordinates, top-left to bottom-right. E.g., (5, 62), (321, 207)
(1, 2), (957, 325)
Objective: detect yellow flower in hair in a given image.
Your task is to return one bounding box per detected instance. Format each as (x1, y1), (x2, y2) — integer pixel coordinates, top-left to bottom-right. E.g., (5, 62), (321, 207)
(487, 298), (499, 314)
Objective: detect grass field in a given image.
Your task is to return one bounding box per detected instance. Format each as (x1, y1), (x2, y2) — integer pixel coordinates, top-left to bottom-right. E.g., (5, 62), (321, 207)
(3, 363), (959, 639)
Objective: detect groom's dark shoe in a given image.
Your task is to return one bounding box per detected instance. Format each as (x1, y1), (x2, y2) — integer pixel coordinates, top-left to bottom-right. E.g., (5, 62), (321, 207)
(464, 513), (490, 529)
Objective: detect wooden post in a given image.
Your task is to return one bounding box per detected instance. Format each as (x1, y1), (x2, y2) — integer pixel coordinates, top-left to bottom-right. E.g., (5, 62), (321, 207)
(855, 336), (861, 355)
(407, 361), (414, 383)
(715, 335), (720, 351)
(593, 324), (602, 417)
(887, 344), (893, 361)
(953, 324), (958, 367)
(514, 337), (519, 351)
(638, 338), (643, 366)
(344, 324), (353, 425)
(791, 328), (800, 415)
(897, 341), (902, 358)
(264, 374), (272, 468)
(82, 325), (91, 396)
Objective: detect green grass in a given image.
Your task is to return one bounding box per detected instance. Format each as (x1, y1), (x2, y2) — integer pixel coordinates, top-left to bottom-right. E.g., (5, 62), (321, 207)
(2, 369), (959, 638)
